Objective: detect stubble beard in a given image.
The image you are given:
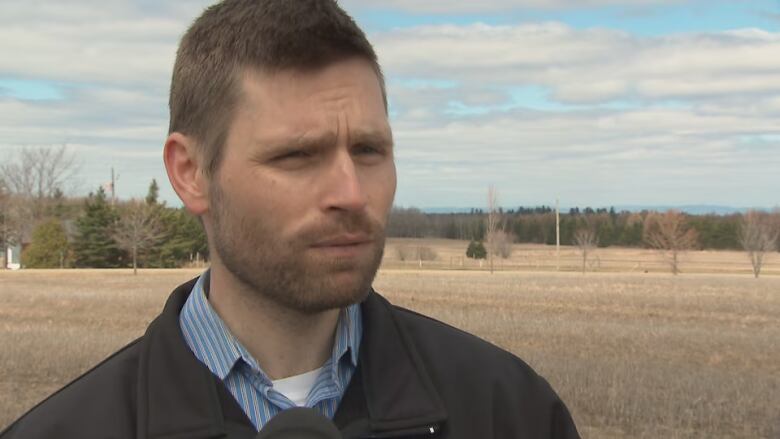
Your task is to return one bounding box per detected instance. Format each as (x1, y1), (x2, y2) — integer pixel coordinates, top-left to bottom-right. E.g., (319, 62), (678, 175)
(209, 182), (385, 314)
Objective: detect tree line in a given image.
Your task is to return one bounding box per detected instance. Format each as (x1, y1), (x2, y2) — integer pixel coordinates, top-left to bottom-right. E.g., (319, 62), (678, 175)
(388, 205), (780, 277)
(387, 206), (778, 251)
(2, 146), (777, 277)
(1, 146), (206, 271)
(3, 181), (207, 271)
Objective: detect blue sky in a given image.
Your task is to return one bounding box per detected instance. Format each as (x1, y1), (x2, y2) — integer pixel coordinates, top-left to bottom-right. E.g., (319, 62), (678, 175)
(353, 1), (779, 35)
(1, 0), (779, 209)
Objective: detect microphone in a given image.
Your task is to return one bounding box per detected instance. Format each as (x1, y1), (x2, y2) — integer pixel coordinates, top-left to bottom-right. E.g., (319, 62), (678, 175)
(256, 407), (343, 439)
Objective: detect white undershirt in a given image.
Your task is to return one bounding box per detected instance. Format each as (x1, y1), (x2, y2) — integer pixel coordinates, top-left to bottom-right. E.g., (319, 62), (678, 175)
(271, 367), (324, 406)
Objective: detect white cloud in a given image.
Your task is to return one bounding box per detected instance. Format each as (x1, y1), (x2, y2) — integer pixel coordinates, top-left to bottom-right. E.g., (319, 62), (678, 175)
(388, 100), (780, 206)
(0, 0), (207, 202)
(0, 20), (179, 86)
(375, 23), (780, 105)
(0, 1), (777, 207)
(0, 0), (214, 86)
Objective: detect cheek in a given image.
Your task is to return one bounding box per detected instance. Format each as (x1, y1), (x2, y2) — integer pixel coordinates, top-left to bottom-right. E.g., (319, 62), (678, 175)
(382, 162), (397, 197)
(388, 164), (397, 199)
(240, 177), (305, 230)
(366, 165), (397, 208)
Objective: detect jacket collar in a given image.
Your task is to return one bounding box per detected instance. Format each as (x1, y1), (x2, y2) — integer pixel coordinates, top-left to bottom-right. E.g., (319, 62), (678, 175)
(344, 289), (447, 434)
(136, 278), (238, 439)
(136, 278), (447, 438)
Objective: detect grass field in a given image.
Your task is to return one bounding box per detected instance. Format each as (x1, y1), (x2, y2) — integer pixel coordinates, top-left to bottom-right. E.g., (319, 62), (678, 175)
(384, 238), (780, 276)
(1, 241), (779, 437)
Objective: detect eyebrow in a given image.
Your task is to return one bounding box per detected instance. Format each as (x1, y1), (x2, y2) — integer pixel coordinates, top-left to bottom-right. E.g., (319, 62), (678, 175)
(350, 129), (394, 149)
(263, 131), (338, 154)
(262, 128), (393, 153)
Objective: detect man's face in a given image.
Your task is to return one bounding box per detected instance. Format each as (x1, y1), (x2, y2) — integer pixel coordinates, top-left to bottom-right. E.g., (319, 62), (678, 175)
(207, 58), (396, 313)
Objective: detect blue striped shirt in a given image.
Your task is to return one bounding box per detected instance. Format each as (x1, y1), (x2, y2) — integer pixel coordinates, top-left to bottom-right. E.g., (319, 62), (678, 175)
(178, 271), (362, 431)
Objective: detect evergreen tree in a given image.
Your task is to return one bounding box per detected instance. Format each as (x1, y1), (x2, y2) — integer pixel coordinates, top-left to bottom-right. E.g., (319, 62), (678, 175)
(48, 188), (68, 219)
(443, 220), (459, 240)
(152, 208), (208, 267)
(620, 221), (644, 247)
(597, 221), (615, 247)
(23, 219), (70, 268)
(559, 216), (576, 245)
(72, 187), (123, 268)
(145, 179), (160, 205)
(466, 240), (487, 259)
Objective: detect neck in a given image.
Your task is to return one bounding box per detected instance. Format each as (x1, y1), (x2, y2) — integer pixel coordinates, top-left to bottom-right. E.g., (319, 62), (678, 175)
(207, 261), (340, 380)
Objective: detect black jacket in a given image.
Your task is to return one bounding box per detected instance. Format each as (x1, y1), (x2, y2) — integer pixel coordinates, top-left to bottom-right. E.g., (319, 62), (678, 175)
(1, 278), (580, 438)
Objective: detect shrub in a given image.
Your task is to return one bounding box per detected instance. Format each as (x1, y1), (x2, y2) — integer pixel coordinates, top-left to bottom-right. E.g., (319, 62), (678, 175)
(466, 240), (487, 259)
(417, 245), (437, 261)
(397, 244), (438, 261)
(23, 219), (70, 268)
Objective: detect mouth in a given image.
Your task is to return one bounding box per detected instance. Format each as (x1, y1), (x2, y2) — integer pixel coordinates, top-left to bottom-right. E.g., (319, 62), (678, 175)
(310, 234), (374, 257)
(311, 234), (373, 248)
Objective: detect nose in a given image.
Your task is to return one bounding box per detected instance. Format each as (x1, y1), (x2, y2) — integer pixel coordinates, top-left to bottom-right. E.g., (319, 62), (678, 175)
(320, 148), (368, 213)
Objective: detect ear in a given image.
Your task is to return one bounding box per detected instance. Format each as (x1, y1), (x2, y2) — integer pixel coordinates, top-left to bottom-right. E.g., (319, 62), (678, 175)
(163, 132), (209, 215)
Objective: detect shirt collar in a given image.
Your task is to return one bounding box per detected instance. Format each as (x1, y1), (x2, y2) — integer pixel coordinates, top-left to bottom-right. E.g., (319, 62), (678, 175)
(335, 300), (362, 368)
(180, 270), (362, 384)
(179, 272), (243, 380)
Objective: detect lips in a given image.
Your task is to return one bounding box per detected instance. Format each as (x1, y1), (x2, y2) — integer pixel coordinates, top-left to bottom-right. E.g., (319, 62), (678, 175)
(311, 234), (373, 247)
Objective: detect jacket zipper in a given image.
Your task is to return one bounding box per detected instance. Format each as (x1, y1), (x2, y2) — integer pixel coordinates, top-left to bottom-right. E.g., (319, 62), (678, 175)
(360, 424), (440, 438)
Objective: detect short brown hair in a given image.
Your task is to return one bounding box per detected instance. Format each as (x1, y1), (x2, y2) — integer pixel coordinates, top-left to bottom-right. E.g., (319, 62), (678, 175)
(169, 0), (385, 177)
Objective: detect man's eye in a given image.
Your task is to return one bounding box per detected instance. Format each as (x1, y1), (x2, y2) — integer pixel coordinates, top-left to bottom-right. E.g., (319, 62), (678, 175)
(353, 144), (382, 155)
(274, 150), (311, 161)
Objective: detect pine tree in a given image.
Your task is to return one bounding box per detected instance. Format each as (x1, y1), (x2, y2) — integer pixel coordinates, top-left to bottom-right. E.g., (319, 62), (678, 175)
(23, 219), (70, 268)
(145, 179), (160, 205)
(72, 187), (123, 268)
(152, 208), (208, 267)
(466, 240), (487, 259)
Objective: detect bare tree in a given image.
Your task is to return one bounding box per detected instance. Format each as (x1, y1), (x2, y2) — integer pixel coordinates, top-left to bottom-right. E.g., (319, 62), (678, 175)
(574, 227), (598, 274)
(643, 210), (698, 275)
(0, 180), (28, 268)
(485, 185), (499, 274)
(394, 243), (437, 267)
(739, 210), (779, 278)
(490, 229), (514, 259)
(415, 246), (437, 264)
(395, 243), (411, 261)
(0, 145), (79, 241)
(113, 200), (165, 275)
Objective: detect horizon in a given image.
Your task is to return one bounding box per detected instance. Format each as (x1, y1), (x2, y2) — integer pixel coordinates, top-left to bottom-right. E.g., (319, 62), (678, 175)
(48, 187), (780, 216)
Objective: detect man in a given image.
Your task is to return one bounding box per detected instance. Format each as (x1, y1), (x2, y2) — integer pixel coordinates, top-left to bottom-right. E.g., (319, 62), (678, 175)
(1, 1), (579, 437)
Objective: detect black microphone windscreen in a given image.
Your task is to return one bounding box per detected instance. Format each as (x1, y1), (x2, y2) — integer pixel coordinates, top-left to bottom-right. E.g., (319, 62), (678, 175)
(256, 407), (342, 439)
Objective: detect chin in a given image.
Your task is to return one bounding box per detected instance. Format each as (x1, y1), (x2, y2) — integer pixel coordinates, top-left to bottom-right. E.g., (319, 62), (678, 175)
(295, 275), (374, 314)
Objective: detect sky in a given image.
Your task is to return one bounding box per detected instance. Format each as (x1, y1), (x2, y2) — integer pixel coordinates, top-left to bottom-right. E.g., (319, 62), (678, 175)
(0, 0), (779, 210)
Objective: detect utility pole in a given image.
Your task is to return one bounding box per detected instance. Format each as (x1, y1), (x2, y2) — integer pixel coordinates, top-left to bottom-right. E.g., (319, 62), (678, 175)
(110, 167), (118, 206)
(1, 207), (6, 270)
(556, 198), (560, 272)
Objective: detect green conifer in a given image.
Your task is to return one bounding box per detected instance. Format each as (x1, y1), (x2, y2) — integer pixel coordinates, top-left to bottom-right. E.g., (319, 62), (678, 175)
(23, 219), (70, 268)
(72, 187), (123, 268)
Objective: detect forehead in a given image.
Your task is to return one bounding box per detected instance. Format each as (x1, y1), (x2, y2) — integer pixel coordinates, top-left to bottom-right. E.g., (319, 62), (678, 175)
(235, 59), (388, 136)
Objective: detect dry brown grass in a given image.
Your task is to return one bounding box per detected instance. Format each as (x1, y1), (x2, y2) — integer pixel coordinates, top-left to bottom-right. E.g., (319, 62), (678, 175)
(0, 269), (201, 428)
(1, 242), (779, 437)
(372, 269), (780, 438)
(385, 238), (780, 276)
